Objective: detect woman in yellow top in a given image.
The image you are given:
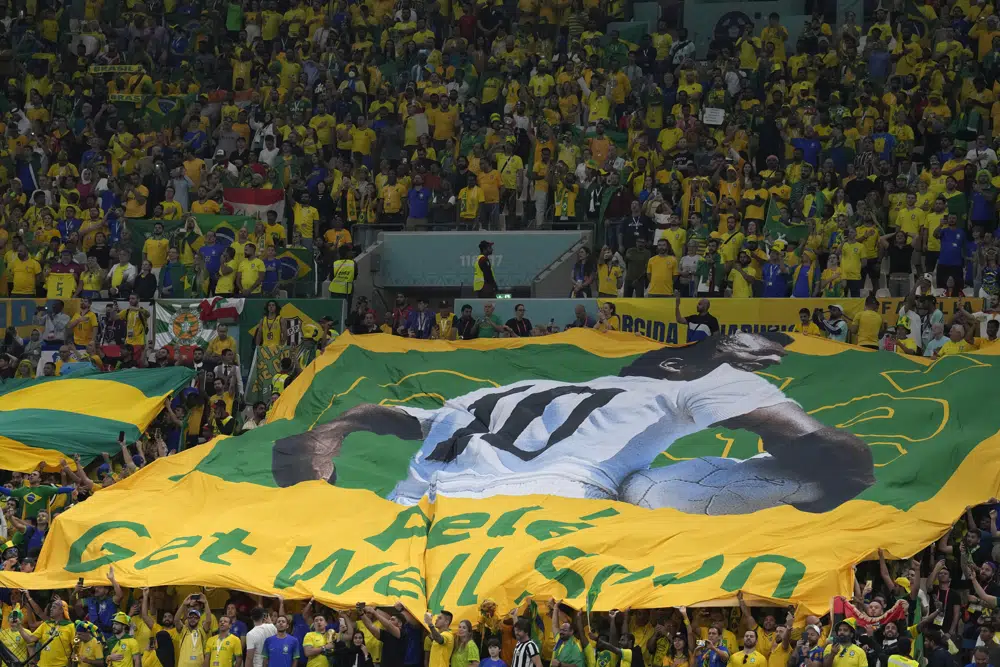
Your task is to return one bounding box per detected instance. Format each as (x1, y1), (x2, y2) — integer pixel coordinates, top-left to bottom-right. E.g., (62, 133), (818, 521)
(80, 255), (105, 299)
(596, 246), (623, 297)
(593, 302), (620, 332)
(215, 246), (239, 296)
(831, 188), (853, 218)
(819, 254), (845, 297)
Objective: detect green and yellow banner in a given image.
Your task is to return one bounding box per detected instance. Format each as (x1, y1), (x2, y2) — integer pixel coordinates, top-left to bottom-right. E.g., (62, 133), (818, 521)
(0, 368), (194, 472)
(4, 331), (1000, 618)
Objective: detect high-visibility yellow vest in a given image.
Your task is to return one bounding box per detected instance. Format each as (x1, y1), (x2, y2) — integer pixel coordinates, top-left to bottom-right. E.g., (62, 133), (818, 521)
(473, 254), (486, 291)
(889, 653), (919, 667)
(214, 415), (233, 434)
(329, 259), (355, 294)
(272, 373), (289, 395)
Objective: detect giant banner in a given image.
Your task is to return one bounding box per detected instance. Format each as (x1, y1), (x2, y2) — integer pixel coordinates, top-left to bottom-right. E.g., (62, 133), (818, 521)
(4, 331), (1000, 619)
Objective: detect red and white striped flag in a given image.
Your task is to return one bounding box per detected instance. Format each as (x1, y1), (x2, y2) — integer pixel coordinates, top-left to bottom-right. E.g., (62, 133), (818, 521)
(224, 188), (286, 220)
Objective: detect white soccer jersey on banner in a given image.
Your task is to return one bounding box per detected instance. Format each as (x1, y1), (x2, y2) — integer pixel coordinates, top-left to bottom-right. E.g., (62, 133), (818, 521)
(388, 364), (794, 504)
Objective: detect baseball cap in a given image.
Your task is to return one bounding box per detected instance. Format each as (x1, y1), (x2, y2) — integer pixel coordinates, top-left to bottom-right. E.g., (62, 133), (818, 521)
(215, 149), (225, 157)
(894, 576), (911, 594)
(829, 304), (844, 312)
(479, 240), (494, 250)
(187, 608), (202, 618)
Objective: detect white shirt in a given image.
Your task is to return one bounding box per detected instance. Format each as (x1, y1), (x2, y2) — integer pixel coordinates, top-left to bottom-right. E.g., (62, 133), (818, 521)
(966, 146), (998, 169)
(389, 366), (791, 504)
(246, 623), (277, 667)
(258, 146), (280, 166)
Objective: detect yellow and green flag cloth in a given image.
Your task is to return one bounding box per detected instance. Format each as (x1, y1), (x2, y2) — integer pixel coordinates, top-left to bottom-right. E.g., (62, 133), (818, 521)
(0, 367), (194, 472)
(4, 331), (999, 619)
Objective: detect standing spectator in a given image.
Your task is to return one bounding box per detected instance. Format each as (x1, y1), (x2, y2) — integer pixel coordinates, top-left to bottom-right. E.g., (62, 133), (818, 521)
(474, 241), (498, 298)
(647, 239), (678, 297)
(262, 616), (301, 667)
(570, 247), (596, 297)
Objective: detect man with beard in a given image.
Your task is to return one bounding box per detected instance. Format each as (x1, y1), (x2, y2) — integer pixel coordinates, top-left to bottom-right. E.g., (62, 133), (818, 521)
(860, 621), (910, 667)
(791, 623), (825, 667)
(737, 593), (781, 657)
(107, 612), (141, 667)
(823, 621), (866, 667)
(727, 630), (766, 667)
(271, 332), (874, 516)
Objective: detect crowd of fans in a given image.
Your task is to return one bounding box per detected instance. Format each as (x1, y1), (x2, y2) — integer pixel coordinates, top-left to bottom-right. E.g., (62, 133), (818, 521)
(5, 0), (1000, 657)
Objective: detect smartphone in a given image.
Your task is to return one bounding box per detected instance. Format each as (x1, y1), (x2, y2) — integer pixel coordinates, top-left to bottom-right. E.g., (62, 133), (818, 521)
(118, 431), (126, 444)
(78, 577), (84, 587)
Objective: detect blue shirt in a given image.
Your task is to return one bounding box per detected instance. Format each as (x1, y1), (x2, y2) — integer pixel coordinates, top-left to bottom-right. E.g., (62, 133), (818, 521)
(199, 243), (225, 275)
(408, 187), (431, 219)
(938, 227), (967, 266)
(792, 266), (812, 298)
(402, 623), (423, 666)
(404, 309), (434, 338)
(58, 218), (81, 240)
(231, 620), (249, 640)
(183, 130), (208, 153)
(791, 138), (822, 166)
(262, 634), (300, 667)
(106, 214), (124, 245)
(263, 258), (279, 292)
(99, 189), (120, 214)
(481, 659), (507, 667)
(291, 614), (310, 648)
(971, 189), (994, 221)
(762, 263), (789, 297)
(85, 595), (118, 637)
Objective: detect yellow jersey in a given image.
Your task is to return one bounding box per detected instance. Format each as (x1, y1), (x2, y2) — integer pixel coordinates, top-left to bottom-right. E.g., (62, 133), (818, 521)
(143, 237), (170, 268)
(427, 630), (454, 667)
(729, 265), (759, 298)
(73, 310), (99, 346)
(216, 260), (238, 294)
(938, 339), (973, 357)
(33, 621), (76, 667)
(854, 310), (883, 347)
(597, 263), (622, 296)
(125, 307), (149, 346)
(45, 271), (77, 299)
(259, 316), (282, 349)
(840, 241), (864, 280)
(822, 643), (868, 667)
(107, 636), (141, 667)
(177, 627), (206, 667)
(237, 258), (265, 294)
(10, 257), (42, 294)
(727, 650), (767, 667)
(646, 254), (678, 295)
(205, 633), (242, 667)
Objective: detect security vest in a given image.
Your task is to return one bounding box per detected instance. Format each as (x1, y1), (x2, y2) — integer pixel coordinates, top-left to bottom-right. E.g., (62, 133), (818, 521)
(888, 654), (919, 667)
(473, 254), (488, 291)
(329, 259), (356, 295)
(273, 373), (290, 395)
(214, 415), (233, 434)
